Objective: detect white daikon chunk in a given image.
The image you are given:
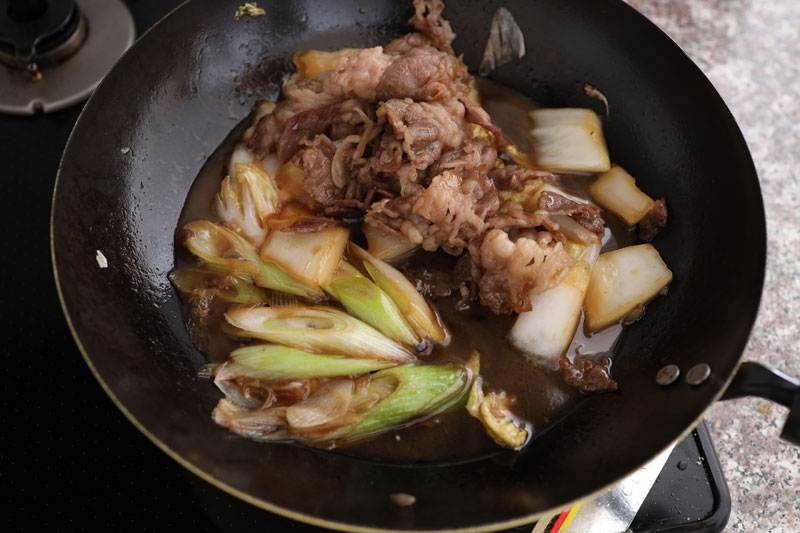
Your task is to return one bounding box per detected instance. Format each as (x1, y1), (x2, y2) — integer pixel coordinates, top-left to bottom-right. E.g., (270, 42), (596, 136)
(584, 244), (672, 332)
(510, 261), (591, 364)
(589, 165), (655, 227)
(528, 108), (611, 173)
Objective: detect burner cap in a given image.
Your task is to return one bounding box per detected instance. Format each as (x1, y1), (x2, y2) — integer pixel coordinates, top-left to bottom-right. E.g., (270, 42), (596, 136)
(0, 0), (85, 68)
(0, 0), (134, 115)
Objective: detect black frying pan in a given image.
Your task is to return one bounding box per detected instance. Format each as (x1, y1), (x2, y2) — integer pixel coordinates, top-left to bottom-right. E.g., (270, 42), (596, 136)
(51, 0), (800, 530)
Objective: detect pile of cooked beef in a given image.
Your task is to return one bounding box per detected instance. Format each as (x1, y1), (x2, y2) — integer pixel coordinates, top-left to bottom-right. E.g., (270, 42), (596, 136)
(247, 0), (604, 316)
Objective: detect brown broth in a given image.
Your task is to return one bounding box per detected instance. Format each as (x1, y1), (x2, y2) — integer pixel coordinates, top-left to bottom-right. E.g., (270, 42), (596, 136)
(174, 81), (631, 463)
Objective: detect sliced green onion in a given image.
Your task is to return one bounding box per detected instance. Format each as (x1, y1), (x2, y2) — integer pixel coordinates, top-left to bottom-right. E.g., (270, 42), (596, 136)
(224, 305), (415, 363)
(216, 344), (396, 381)
(181, 220), (324, 300)
(323, 261), (420, 346)
(286, 379), (354, 429)
(343, 364), (471, 441)
(349, 244), (449, 345)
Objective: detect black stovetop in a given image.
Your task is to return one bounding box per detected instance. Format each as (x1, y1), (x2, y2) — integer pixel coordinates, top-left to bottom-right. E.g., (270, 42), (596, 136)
(3, 2), (730, 531)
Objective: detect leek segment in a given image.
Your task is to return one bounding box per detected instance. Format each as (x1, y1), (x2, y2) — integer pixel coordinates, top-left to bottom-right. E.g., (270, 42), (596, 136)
(349, 244), (449, 345)
(224, 304), (415, 363)
(181, 220), (324, 300)
(217, 344), (396, 381)
(286, 380), (355, 430)
(584, 244), (673, 332)
(528, 108), (611, 173)
(211, 361), (473, 444)
(169, 267), (269, 304)
(323, 262), (420, 346)
(343, 364), (472, 441)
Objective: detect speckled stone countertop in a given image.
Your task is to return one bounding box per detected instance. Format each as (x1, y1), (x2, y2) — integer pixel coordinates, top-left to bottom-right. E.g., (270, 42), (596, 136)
(623, 1), (800, 531)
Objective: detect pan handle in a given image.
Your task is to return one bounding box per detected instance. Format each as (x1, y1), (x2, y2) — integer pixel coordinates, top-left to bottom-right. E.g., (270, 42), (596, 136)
(721, 362), (800, 446)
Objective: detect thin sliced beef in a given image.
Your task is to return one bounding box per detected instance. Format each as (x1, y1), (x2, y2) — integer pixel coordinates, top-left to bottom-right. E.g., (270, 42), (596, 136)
(325, 47), (396, 101)
(559, 355), (618, 393)
(298, 135), (342, 207)
(538, 191), (604, 235)
(412, 170), (496, 252)
(248, 113), (283, 160)
(452, 252), (481, 308)
(277, 99), (374, 164)
(375, 46), (470, 102)
(410, 0), (456, 55)
(490, 165), (556, 191)
(394, 163), (425, 197)
(276, 104), (339, 163)
(473, 228), (573, 314)
(430, 136), (497, 178)
(364, 136), (500, 255)
(374, 132), (404, 173)
(380, 98), (467, 170)
(249, 45), (469, 159)
(384, 32), (432, 55)
(331, 137), (362, 188)
(248, 86), (341, 159)
(462, 97), (508, 147)
(638, 198), (667, 241)
(487, 201), (564, 238)
(366, 168), (498, 255)
(329, 98), (376, 140)
(281, 217), (340, 233)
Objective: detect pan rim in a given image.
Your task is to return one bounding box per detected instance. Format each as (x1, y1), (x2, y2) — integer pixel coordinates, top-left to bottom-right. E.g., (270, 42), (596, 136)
(49, 0), (767, 530)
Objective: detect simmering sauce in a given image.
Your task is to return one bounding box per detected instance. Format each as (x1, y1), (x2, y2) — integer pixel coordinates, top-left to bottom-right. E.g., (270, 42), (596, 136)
(175, 81), (631, 463)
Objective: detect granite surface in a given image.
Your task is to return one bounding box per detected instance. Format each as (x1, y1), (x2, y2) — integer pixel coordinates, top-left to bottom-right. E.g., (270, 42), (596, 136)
(623, 1), (800, 531)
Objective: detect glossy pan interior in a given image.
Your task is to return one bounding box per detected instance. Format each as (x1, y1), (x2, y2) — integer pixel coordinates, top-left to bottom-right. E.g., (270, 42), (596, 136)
(51, 0), (765, 530)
